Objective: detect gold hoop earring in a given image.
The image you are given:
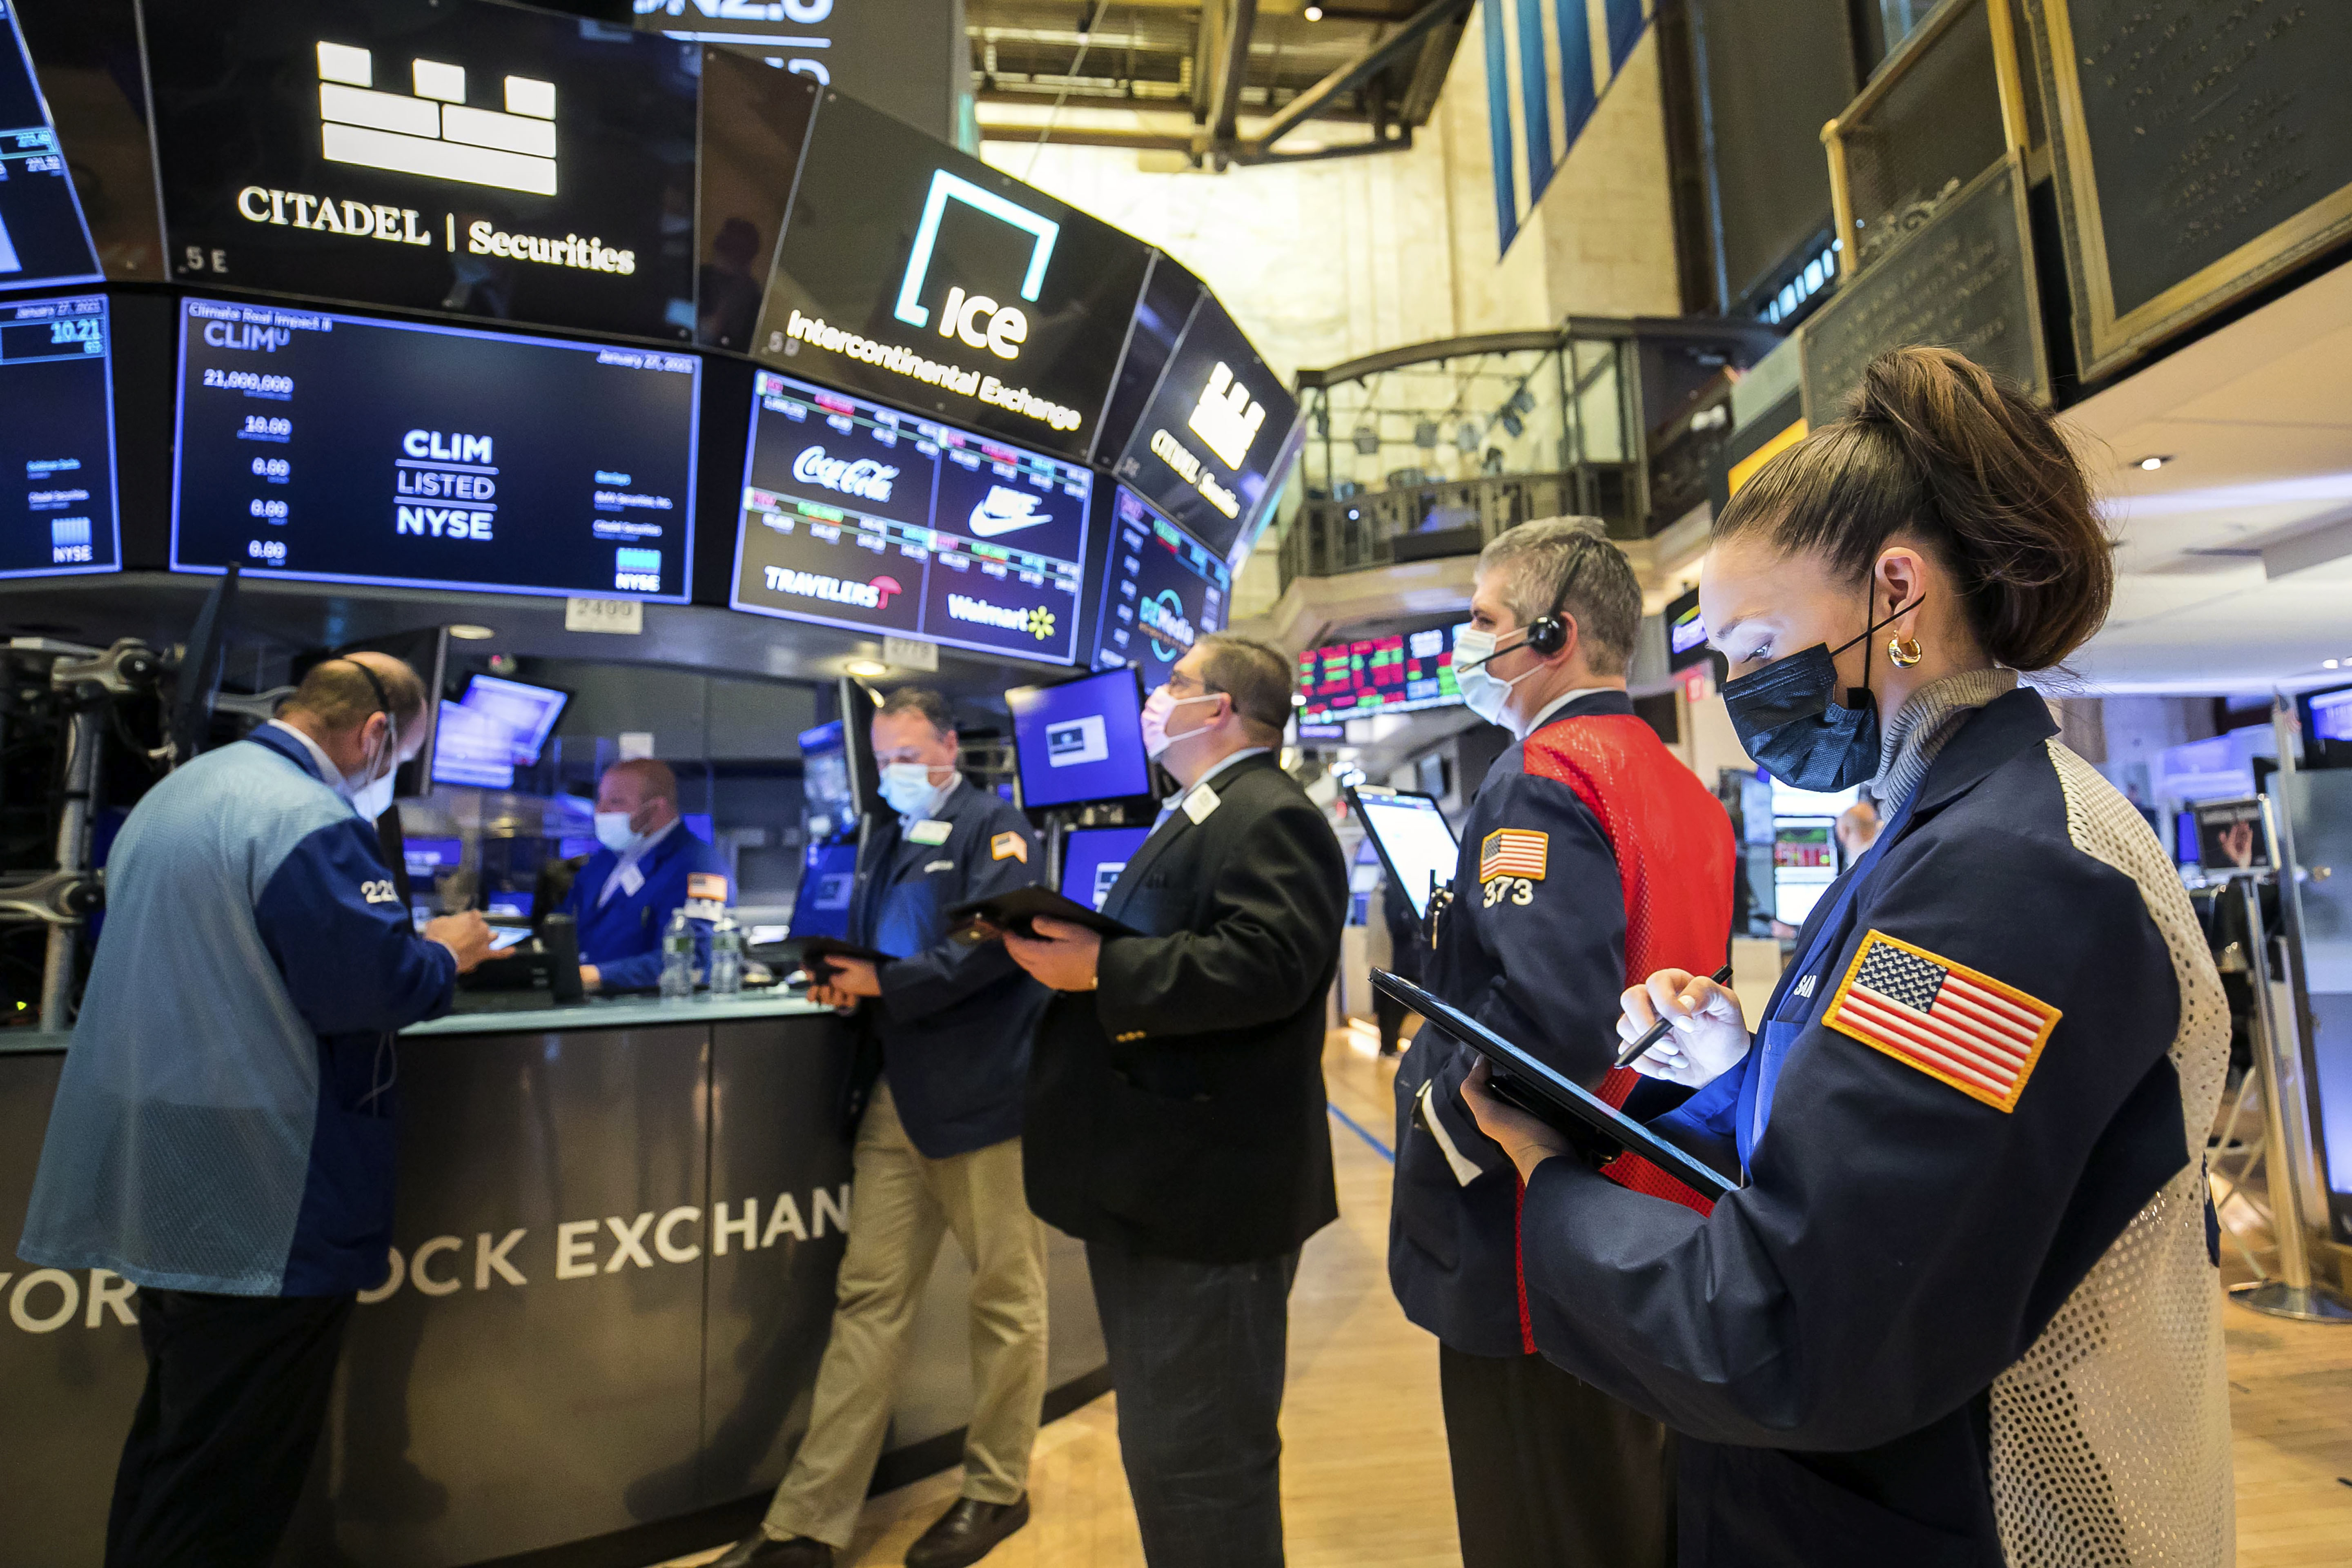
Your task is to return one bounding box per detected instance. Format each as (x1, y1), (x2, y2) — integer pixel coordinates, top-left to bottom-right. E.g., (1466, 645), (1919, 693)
(1887, 635), (1924, 668)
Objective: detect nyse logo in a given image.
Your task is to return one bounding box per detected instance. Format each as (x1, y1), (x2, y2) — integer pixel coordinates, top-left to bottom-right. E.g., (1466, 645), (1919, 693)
(315, 40), (558, 196)
(1187, 363), (1265, 470)
(893, 170), (1060, 363)
(792, 446), (899, 502)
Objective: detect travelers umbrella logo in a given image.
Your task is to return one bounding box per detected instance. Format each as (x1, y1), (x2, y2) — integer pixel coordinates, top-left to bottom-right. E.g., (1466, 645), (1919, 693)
(760, 566), (904, 610)
(314, 42), (559, 196)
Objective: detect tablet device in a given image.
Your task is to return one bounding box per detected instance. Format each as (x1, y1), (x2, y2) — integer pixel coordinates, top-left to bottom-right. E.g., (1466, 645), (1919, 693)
(1347, 785), (1459, 918)
(1371, 969), (1735, 1201)
(485, 925), (532, 952)
(946, 886), (1142, 943)
(785, 936), (896, 979)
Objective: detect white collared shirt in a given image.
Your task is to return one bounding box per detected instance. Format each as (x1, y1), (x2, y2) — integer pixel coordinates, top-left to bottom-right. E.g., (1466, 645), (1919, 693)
(1522, 686), (1626, 736)
(1157, 746), (1274, 829)
(266, 719), (343, 786)
(599, 817), (681, 906)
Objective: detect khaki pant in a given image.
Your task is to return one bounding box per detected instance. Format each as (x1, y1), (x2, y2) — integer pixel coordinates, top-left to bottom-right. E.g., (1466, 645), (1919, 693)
(763, 1084), (1049, 1547)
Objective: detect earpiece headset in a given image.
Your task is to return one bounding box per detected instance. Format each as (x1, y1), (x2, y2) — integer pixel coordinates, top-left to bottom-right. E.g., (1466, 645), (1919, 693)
(1519, 535), (1595, 658)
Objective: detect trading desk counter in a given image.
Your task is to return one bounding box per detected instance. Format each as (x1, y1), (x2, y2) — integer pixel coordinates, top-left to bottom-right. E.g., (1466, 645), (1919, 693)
(0, 993), (1108, 1567)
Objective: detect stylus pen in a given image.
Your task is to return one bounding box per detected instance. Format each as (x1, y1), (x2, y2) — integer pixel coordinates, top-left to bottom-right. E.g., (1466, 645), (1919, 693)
(1614, 964), (1735, 1071)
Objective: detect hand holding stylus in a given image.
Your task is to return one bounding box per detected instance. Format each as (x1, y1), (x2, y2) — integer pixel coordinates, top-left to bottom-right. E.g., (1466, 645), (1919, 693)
(1615, 964), (1744, 1085)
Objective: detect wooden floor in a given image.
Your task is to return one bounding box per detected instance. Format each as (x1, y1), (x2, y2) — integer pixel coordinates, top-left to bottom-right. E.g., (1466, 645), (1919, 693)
(661, 1029), (2352, 1567)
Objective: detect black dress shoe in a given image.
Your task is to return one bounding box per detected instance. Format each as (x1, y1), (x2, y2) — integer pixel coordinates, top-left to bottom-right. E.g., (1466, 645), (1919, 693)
(903, 1495), (1031, 1568)
(708, 1529), (834, 1568)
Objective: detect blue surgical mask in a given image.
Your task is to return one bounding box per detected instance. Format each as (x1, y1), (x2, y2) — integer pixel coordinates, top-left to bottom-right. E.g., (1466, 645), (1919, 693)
(880, 762), (942, 818)
(1720, 595), (1922, 793)
(593, 811), (640, 853)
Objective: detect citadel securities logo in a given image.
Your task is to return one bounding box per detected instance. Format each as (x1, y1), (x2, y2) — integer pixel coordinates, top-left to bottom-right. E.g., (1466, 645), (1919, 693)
(947, 592), (1056, 642)
(792, 445), (900, 503)
(763, 566), (904, 609)
(1187, 362), (1266, 470)
(1138, 588), (1196, 661)
(892, 170), (1060, 363)
(316, 41), (558, 196)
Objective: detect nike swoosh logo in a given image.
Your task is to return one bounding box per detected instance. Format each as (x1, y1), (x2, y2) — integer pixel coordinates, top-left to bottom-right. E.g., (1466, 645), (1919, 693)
(967, 512), (1047, 538)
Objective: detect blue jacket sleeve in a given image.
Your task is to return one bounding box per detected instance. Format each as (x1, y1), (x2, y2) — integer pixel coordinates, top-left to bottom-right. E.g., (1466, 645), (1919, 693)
(255, 819), (458, 1034)
(593, 845), (719, 992)
(877, 811), (1041, 1022)
(1516, 823), (2193, 1451)
(1421, 772), (1626, 1174)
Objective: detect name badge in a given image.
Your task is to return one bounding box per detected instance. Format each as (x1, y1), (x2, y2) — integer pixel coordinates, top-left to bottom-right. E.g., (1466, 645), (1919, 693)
(1183, 784), (1221, 825)
(908, 819), (953, 845)
(617, 862), (645, 897)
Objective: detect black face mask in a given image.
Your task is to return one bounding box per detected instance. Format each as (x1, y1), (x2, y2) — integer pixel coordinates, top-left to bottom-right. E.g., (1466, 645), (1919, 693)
(1721, 595), (1922, 793)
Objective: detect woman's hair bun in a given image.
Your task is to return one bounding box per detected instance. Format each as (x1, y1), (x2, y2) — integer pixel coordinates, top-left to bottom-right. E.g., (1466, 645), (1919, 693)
(1716, 345), (2111, 672)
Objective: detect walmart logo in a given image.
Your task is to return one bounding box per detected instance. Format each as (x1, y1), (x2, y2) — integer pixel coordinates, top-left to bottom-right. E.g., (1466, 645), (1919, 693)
(316, 40), (557, 196)
(947, 594), (1057, 642)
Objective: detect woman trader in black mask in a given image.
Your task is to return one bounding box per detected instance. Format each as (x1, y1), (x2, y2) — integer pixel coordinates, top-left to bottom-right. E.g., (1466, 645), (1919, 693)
(1463, 345), (2234, 1567)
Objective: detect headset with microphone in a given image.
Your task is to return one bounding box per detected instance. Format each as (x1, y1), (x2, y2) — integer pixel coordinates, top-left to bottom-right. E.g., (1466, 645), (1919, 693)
(1515, 535), (1596, 659)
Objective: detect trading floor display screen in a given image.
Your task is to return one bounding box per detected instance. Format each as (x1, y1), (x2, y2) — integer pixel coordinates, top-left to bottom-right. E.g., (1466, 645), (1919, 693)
(1059, 825), (1150, 911)
(731, 368), (1091, 664)
(172, 297), (699, 599)
(1109, 292), (1297, 559)
(2, 293), (116, 578)
(0, 5), (100, 291)
(1296, 622), (1460, 722)
(1091, 487), (1228, 682)
(1007, 665), (1151, 808)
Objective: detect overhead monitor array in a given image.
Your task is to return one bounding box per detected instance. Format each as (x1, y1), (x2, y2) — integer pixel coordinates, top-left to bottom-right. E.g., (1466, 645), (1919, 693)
(1090, 486), (1229, 682)
(0, 292), (116, 578)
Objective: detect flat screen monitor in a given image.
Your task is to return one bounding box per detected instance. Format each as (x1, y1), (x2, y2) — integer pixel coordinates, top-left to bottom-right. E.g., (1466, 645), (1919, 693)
(1349, 786), (1460, 918)
(1006, 665), (1151, 809)
(751, 91), (1151, 463)
(2174, 810), (2199, 866)
(171, 298), (698, 599)
(0, 7), (100, 290)
(2303, 684), (2352, 745)
(1109, 291), (1298, 559)
(429, 698), (518, 789)
(1090, 486), (1229, 683)
(1773, 819), (1836, 924)
(1296, 621), (1460, 722)
(1665, 585), (1711, 672)
(457, 673), (568, 764)
(1060, 825), (1151, 911)
(731, 368), (1091, 664)
(790, 840), (858, 940)
(0, 292), (116, 577)
(140, 0), (697, 340)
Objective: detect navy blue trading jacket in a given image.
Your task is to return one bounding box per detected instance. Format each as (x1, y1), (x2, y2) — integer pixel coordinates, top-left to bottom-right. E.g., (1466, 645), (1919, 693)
(851, 780), (1049, 1159)
(1517, 690), (2234, 1564)
(557, 819), (726, 991)
(20, 725), (459, 1296)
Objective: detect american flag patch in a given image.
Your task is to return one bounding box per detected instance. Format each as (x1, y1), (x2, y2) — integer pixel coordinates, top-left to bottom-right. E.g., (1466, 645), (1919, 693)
(687, 872), (729, 902)
(991, 831), (1029, 864)
(1479, 828), (1547, 883)
(1823, 931), (2060, 1113)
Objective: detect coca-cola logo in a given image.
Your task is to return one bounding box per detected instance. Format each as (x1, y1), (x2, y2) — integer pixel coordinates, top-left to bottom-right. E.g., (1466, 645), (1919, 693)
(792, 446), (899, 502)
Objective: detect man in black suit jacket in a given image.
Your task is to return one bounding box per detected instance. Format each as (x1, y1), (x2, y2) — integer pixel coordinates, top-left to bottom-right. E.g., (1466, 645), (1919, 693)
(1005, 633), (1347, 1568)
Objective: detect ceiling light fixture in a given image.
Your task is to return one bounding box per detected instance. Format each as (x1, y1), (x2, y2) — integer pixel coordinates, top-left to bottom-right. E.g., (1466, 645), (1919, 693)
(845, 659), (888, 677)
(1303, 4), (1323, 17)
(2328, 659), (2342, 670)
(448, 624), (497, 640)
(2136, 454), (2172, 471)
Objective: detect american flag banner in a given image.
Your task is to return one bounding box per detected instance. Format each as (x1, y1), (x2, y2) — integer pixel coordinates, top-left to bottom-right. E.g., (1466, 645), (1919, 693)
(1480, 828), (1549, 883)
(1822, 931), (2060, 1113)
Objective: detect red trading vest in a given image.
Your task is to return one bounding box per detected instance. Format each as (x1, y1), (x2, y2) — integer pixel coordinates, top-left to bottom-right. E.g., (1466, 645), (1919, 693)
(1526, 713), (1737, 1215)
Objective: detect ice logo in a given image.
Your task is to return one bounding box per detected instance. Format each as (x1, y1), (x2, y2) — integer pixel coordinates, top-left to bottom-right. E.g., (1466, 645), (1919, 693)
(967, 486), (1048, 538)
(1186, 362), (1265, 470)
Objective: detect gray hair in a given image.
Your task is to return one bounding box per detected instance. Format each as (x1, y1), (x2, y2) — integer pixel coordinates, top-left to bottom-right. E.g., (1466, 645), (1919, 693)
(1474, 518), (1642, 677)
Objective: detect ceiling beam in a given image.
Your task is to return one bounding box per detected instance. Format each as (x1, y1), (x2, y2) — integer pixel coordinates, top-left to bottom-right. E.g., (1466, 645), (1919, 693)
(1206, 0), (1262, 165)
(1241, 0), (1471, 154)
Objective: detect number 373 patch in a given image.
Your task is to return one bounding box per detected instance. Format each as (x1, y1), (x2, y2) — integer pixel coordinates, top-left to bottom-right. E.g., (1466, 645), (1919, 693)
(1478, 828), (1546, 907)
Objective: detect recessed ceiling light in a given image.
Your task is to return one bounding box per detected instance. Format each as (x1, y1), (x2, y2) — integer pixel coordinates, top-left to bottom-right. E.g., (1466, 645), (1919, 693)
(2136, 454), (2172, 471)
(844, 659), (888, 677)
(448, 624), (496, 640)
(2328, 659), (2342, 670)
(1303, 4), (1323, 16)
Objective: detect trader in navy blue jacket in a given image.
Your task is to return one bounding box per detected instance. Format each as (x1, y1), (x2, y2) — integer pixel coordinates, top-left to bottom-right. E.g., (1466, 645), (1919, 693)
(19, 653), (493, 1568)
(559, 756), (726, 991)
(719, 686), (1049, 1568)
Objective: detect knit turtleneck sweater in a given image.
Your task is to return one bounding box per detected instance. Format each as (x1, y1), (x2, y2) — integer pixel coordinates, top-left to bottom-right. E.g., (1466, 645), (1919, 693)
(1871, 666), (2019, 811)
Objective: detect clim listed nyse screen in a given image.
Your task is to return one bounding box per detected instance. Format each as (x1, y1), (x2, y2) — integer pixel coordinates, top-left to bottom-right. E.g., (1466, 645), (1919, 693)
(170, 298), (699, 599)
(731, 369), (1091, 664)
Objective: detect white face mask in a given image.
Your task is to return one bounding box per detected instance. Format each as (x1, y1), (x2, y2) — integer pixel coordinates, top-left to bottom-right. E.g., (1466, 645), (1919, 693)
(1451, 626), (1539, 732)
(879, 761), (944, 818)
(1140, 687), (1221, 760)
(593, 811), (641, 853)
(340, 715), (399, 823)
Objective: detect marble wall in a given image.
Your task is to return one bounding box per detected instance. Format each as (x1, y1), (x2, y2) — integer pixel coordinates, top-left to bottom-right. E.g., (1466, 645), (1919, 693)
(980, 5), (1683, 383)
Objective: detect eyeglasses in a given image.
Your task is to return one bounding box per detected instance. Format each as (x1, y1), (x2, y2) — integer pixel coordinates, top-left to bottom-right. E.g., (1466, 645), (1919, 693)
(1166, 671), (1212, 697)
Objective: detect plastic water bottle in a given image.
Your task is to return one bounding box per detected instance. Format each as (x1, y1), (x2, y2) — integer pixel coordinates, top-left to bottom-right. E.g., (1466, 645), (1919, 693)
(659, 908), (696, 1000)
(708, 911), (744, 996)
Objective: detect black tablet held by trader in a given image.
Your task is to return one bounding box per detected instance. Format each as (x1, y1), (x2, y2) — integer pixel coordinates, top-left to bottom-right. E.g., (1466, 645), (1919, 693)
(946, 886), (1142, 944)
(1371, 968), (1736, 1201)
(785, 935), (898, 980)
